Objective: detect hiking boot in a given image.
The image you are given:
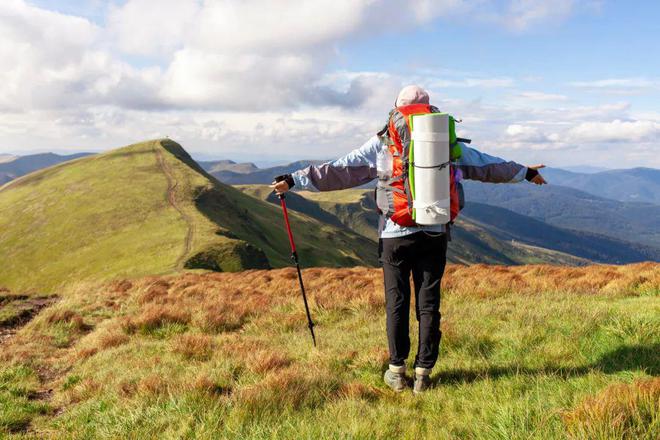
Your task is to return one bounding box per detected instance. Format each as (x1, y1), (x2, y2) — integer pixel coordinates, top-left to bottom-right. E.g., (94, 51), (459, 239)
(383, 365), (407, 392)
(413, 368), (432, 394)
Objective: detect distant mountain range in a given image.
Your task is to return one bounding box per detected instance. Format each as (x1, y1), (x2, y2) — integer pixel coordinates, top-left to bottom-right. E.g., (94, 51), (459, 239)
(238, 184), (659, 264)
(199, 158), (659, 253)
(197, 159), (259, 175)
(202, 159), (327, 185)
(237, 185), (593, 265)
(0, 152), (92, 185)
(1, 147), (657, 280)
(462, 181), (660, 248)
(541, 167), (660, 204)
(199, 159), (660, 205)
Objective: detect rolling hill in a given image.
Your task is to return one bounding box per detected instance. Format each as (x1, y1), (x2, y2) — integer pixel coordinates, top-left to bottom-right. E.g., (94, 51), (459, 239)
(238, 185), (644, 265)
(0, 140), (377, 292)
(236, 186), (658, 264)
(0, 152), (93, 185)
(461, 202), (659, 263)
(463, 181), (660, 248)
(200, 159), (659, 250)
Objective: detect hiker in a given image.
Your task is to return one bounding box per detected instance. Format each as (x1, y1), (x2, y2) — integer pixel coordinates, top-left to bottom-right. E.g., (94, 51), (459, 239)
(270, 85), (546, 393)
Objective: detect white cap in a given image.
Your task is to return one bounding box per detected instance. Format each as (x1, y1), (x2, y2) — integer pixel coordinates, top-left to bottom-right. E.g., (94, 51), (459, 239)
(395, 85), (430, 107)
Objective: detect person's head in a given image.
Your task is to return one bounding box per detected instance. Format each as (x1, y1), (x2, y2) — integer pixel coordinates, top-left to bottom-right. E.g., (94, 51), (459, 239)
(395, 85), (429, 107)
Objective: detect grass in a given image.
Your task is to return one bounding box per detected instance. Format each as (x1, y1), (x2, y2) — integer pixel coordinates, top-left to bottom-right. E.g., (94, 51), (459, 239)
(0, 263), (657, 438)
(0, 139), (377, 293)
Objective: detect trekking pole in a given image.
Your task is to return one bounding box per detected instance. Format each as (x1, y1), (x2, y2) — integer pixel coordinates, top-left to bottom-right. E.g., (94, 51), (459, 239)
(274, 175), (317, 347)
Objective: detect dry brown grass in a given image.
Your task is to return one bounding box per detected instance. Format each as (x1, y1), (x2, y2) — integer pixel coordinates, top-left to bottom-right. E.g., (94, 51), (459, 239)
(247, 350), (292, 374)
(61, 378), (102, 405)
(45, 309), (87, 331)
(1, 263), (657, 438)
(336, 381), (382, 401)
(563, 378), (660, 439)
(78, 263), (657, 344)
(97, 331), (130, 350)
(138, 374), (169, 396)
(189, 374), (232, 396)
(172, 334), (214, 360)
(443, 262), (659, 297)
(235, 366), (339, 413)
(109, 279), (133, 295)
(122, 304), (191, 334)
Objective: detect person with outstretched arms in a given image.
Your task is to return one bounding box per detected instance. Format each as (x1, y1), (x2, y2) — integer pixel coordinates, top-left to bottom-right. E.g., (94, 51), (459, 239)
(271, 85), (546, 394)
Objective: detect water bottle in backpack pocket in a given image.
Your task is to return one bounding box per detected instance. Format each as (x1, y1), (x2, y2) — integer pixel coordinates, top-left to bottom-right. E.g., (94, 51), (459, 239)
(376, 148), (393, 180)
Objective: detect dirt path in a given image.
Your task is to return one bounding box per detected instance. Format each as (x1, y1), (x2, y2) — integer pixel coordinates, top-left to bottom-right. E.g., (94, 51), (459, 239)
(153, 142), (195, 269)
(0, 295), (58, 345)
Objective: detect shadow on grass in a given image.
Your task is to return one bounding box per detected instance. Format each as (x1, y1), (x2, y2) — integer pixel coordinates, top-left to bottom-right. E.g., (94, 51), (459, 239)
(435, 343), (659, 385)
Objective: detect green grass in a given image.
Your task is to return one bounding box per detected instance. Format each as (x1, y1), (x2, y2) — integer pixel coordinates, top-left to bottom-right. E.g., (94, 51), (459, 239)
(0, 140), (376, 293)
(0, 366), (51, 434)
(1, 266), (657, 439)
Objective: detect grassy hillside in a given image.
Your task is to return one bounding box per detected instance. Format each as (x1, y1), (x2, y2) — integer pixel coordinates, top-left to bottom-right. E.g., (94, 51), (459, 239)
(240, 185), (653, 265)
(0, 140), (376, 292)
(463, 181), (660, 248)
(1, 264), (657, 438)
(462, 202), (659, 263)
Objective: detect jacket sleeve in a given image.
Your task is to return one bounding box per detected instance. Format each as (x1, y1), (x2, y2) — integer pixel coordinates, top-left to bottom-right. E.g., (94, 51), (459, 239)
(456, 143), (527, 183)
(291, 136), (380, 191)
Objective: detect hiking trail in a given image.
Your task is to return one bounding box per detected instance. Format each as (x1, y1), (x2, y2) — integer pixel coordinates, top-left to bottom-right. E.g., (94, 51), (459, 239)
(153, 141), (195, 269)
(0, 295), (58, 345)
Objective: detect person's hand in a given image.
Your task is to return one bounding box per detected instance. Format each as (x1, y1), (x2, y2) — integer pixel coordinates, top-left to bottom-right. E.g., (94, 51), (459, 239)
(526, 164), (547, 185)
(270, 179), (290, 195)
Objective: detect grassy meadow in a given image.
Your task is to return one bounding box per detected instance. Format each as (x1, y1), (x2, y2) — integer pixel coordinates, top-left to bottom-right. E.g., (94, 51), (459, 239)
(1, 263), (658, 439)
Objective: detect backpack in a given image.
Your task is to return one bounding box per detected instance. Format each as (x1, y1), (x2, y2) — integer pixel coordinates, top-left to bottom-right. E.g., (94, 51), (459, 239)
(375, 103), (466, 227)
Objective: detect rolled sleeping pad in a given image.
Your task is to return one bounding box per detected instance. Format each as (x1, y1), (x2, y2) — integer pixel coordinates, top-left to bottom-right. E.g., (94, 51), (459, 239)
(410, 113), (450, 226)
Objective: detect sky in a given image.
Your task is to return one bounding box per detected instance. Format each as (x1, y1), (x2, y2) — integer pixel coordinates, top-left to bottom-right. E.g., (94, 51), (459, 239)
(0, 0), (659, 168)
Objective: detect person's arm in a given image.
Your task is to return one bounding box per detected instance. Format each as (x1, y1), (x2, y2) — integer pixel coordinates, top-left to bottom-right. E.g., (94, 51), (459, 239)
(456, 143), (546, 184)
(271, 136), (380, 193)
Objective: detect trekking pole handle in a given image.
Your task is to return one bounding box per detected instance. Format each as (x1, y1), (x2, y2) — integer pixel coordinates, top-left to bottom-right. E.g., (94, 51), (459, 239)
(273, 174), (290, 200)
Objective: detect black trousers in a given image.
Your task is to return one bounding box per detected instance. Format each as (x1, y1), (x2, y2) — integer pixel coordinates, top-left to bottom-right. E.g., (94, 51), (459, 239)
(379, 231), (448, 369)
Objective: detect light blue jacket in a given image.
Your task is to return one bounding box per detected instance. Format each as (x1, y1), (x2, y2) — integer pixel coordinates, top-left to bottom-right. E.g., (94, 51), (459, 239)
(292, 135), (527, 238)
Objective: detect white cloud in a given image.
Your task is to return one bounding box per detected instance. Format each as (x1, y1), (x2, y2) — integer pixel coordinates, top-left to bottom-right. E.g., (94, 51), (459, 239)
(504, 0), (576, 31)
(516, 91), (568, 101)
(569, 78), (660, 95)
(427, 77), (515, 88)
(107, 0), (200, 56)
(566, 119), (660, 143)
(0, 0), (164, 112)
(1, 0), (656, 169)
(0, 0), (592, 115)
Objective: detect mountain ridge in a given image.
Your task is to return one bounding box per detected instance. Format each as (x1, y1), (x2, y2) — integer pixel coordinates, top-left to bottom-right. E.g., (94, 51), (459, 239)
(0, 140), (377, 292)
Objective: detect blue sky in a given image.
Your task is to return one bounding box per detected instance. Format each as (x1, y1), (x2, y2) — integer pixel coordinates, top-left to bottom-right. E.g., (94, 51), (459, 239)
(1, 0), (659, 168)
